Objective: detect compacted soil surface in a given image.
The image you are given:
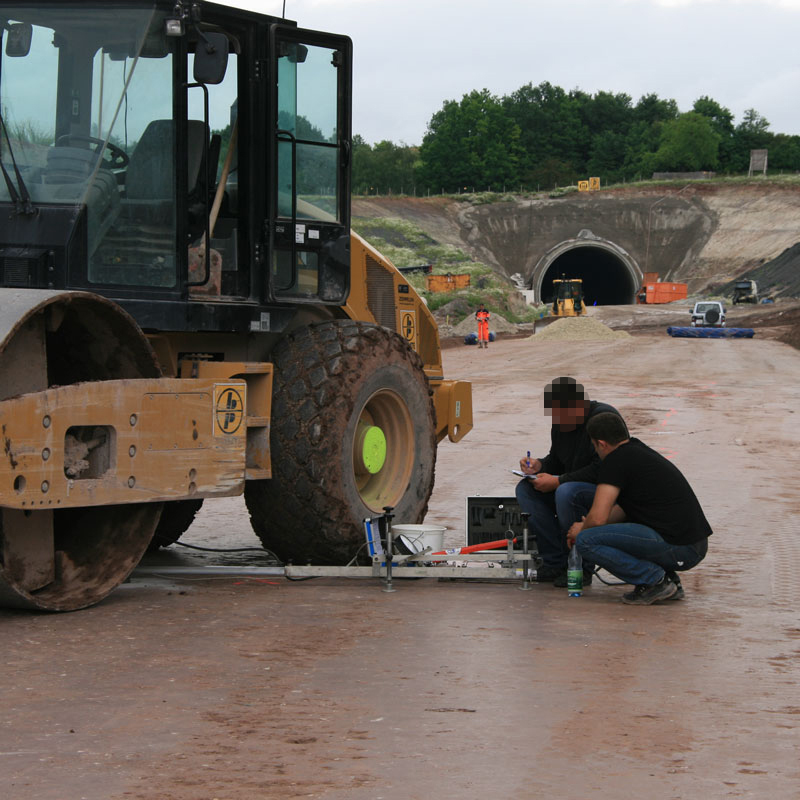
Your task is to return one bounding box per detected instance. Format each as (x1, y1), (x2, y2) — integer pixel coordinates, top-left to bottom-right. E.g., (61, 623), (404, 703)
(3, 305), (799, 799)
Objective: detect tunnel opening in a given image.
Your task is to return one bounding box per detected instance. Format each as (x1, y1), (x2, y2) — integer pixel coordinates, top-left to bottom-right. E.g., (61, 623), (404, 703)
(541, 245), (638, 305)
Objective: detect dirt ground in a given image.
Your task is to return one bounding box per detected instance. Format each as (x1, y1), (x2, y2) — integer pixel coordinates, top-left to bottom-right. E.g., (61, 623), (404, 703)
(3, 306), (800, 799)
(590, 297), (800, 349)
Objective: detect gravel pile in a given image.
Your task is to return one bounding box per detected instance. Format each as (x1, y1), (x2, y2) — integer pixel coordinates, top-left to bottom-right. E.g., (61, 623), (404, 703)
(529, 316), (631, 342)
(452, 312), (519, 335)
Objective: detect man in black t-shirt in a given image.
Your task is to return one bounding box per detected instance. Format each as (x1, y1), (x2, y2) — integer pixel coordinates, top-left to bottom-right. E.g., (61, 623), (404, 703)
(567, 412), (712, 605)
(515, 377), (624, 585)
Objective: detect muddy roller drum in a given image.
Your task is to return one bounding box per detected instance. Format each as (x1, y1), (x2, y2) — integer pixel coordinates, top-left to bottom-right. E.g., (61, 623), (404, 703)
(0, 290), (163, 610)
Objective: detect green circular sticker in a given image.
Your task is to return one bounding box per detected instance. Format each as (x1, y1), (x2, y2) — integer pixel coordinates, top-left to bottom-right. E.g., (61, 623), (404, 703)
(361, 425), (387, 474)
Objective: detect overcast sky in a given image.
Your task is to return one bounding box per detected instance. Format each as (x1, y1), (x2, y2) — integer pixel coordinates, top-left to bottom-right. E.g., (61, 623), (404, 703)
(225, 0), (800, 145)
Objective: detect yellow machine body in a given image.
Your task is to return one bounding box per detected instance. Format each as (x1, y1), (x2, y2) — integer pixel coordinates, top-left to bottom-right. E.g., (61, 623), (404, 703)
(551, 278), (585, 317)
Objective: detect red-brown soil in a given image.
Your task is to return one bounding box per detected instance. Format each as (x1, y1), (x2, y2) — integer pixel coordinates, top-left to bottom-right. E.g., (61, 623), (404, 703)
(4, 305), (800, 799)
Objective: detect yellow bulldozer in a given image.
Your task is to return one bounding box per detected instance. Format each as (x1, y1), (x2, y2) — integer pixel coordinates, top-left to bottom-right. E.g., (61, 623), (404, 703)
(551, 278), (585, 316)
(0, 1), (472, 610)
(533, 278), (586, 333)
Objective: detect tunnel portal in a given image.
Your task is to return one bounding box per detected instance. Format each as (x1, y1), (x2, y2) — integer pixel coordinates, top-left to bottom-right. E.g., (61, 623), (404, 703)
(535, 239), (641, 306)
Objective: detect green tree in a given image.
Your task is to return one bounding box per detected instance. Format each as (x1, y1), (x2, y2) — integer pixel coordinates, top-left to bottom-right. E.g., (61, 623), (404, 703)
(739, 107), (770, 136)
(586, 130), (627, 181)
(635, 93), (679, 126)
(729, 108), (772, 172)
(580, 92), (678, 182)
(616, 94), (680, 179)
(502, 82), (588, 183)
(581, 90), (633, 136)
(352, 136), (419, 195)
(692, 96), (735, 170)
(419, 89), (521, 193)
(351, 134), (372, 192)
(525, 157), (578, 190)
(653, 112), (720, 171)
(768, 133), (800, 171)
(211, 123), (233, 176)
(372, 140), (418, 194)
(692, 96), (734, 137)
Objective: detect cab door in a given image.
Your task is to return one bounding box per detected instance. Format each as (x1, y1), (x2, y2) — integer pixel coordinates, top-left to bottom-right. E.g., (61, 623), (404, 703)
(267, 26), (352, 304)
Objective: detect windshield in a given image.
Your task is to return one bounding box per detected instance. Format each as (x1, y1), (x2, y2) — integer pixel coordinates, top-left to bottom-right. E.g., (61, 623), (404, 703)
(556, 281), (581, 299)
(695, 303), (721, 312)
(0, 5), (176, 287)
(276, 41), (340, 222)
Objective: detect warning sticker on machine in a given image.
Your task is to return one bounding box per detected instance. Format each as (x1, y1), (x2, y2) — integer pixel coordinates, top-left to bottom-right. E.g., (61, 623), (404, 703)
(214, 384), (246, 436)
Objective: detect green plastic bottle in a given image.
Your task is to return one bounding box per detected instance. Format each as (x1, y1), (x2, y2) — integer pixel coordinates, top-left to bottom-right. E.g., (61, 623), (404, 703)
(567, 546), (583, 597)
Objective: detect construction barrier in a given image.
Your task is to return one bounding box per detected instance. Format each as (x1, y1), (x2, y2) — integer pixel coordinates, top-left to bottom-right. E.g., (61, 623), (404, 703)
(426, 273), (471, 292)
(644, 282), (688, 303)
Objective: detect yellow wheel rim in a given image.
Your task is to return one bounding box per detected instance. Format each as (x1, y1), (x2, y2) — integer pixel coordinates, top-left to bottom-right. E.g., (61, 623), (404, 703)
(353, 390), (414, 512)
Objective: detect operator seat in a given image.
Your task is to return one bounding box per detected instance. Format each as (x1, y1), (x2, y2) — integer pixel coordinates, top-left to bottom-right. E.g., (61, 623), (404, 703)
(102, 120), (209, 285)
(126, 119), (208, 203)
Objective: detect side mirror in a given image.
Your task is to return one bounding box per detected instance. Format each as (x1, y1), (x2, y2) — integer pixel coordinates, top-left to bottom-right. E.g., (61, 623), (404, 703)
(5, 22), (33, 57)
(278, 41), (308, 63)
(193, 32), (229, 85)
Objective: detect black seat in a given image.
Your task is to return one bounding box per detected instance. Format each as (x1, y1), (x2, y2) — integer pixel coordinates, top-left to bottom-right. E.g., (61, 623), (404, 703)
(126, 119), (208, 201)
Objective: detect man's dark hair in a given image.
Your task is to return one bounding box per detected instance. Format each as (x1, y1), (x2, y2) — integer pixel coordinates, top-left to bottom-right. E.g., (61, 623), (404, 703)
(543, 376), (589, 408)
(586, 412), (629, 445)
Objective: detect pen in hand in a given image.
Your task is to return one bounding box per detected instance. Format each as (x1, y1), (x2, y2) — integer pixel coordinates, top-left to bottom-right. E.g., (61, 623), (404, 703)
(526, 450), (532, 469)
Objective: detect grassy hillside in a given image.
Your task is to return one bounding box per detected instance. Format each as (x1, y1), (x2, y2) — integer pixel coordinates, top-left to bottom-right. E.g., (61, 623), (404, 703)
(353, 216), (543, 325)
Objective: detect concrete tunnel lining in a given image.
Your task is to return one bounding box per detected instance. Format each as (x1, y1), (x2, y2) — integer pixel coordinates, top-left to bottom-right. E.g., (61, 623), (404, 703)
(533, 235), (642, 306)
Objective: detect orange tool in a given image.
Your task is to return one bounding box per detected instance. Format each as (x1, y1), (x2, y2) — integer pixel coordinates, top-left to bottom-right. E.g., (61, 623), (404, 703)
(432, 537), (517, 556)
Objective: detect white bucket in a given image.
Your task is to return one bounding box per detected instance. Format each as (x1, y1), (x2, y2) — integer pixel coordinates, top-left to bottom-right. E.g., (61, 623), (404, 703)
(392, 523), (446, 554)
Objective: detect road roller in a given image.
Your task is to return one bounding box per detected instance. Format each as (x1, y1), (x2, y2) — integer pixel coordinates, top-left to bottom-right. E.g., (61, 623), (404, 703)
(0, 1), (472, 609)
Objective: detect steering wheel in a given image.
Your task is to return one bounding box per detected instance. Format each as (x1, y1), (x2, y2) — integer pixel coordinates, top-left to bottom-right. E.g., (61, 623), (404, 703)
(55, 134), (129, 169)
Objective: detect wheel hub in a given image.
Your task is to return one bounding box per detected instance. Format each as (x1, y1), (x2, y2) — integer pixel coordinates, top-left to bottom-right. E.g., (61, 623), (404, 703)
(355, 420), (387, 474)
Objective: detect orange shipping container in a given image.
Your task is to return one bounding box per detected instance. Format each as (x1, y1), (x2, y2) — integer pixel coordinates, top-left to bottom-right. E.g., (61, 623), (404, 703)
(644, 282), (688, 304)
(425, 273), (471, 292)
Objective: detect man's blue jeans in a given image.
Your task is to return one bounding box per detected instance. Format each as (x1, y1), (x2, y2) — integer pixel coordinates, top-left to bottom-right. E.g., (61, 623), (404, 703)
(575, 523), (708, 586)
(515, 479), (596, 569)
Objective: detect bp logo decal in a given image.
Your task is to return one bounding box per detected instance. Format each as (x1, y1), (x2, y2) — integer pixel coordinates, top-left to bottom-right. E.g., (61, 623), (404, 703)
(215, 386), (244, 435)
(401, 310), (417, 348)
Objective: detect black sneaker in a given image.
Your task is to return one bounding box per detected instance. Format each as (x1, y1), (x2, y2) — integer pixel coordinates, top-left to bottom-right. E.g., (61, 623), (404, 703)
(553, 569), (594, 588)
(621, 575), (677, 605)
(665, 571), (685, 600)
(534, 565), (565, 583)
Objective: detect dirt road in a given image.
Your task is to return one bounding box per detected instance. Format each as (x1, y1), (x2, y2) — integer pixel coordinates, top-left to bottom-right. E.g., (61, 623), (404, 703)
(3, 322), (800, 799)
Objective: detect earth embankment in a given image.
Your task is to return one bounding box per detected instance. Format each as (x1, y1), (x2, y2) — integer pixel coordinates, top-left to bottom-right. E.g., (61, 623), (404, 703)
(353, 182), (800, 300)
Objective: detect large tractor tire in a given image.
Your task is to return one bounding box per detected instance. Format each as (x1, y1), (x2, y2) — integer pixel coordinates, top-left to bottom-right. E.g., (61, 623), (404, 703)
(147, 499), (204, 551)
(245, 320), (436, 564)
(0, 290), (163, 610)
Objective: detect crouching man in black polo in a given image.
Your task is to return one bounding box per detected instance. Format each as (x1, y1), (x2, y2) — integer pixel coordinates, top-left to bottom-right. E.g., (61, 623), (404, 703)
(566, 412), (712, 605)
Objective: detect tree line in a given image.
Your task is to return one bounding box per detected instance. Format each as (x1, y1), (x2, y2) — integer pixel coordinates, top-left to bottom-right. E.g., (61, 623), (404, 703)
(353, 82), (800, 195)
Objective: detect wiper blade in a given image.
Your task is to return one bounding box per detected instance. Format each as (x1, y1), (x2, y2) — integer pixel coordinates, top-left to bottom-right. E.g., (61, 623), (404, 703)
(0, 154), (22, 208)
(0, 111), (36, 216)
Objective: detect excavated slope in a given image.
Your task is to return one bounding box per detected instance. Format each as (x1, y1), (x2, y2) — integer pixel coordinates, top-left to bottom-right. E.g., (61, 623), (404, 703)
(353, 183), (800, 298)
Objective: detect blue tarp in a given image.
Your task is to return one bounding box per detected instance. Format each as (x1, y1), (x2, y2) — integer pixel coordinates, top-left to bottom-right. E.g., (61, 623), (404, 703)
(464, 331), (496, 344)
(667, 327), (755, 339)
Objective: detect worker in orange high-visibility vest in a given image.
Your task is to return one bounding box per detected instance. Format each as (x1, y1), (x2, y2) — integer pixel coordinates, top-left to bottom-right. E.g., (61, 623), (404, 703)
(475, 303), (491, 349)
